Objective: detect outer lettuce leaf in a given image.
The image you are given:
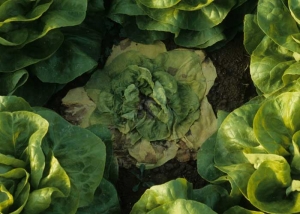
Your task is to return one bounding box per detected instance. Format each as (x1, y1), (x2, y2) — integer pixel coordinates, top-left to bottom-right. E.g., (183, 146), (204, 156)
(0, 96), (106, 213)
(130, 178), (216, 214)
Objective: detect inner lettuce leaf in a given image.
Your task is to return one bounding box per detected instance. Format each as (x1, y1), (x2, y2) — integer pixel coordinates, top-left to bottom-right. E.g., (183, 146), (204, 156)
(62, 39), (217, 169)
(198, 91), (300, 213)
(108, 0), (257, 49)
(244, 0), (300, 96)
(0, 0), (105, 105)
(0, 96), (106, 213)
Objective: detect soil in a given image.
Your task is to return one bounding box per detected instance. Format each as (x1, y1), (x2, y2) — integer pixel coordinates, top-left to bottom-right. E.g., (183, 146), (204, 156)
(45, 33), (257, 214)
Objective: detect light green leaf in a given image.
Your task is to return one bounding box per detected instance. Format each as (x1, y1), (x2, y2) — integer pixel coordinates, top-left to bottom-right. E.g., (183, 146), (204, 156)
(249, 36), (295, 94)
(253, 92), (300, 155)
(214, 101), (263, 168)
(148, 199), (217, 214)
(0, 184), (13, 213)
(289, 0), (300, 24)
(137, 0), (180, 9)
(130, 178), (192, 213)
(175, 0), (214, 11)
(247, 160), (300, 213)
(0, 96), (32, 112)
(257, 0), (300, 53)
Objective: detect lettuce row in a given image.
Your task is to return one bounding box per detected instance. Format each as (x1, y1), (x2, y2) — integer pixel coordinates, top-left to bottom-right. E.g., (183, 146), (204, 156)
(0, 96), (107, 213)
(0, 0), (105, 105)
(244, 0), (300, 96)
(108, 0), (257, 50)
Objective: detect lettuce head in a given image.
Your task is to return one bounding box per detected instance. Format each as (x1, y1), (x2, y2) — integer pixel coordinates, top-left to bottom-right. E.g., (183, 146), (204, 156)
(0, 96), (106, 213)
(62, 39), (217, 168)
(198, 87), (300, 213)
(0, 0), (105, 105)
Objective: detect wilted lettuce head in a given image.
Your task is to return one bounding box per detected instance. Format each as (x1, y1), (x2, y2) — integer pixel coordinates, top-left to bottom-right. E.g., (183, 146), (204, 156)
(244, 0), (300, 96)
(0, 96), (106, 213)
(63, 39), (217, 168)
(108, 0), (257, 50)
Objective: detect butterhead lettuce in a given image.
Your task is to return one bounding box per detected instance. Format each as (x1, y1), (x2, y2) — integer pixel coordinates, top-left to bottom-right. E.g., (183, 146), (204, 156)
(130, 178), (217, 214)
(0, 96), (106, 213)
(198, 90), (300, 213)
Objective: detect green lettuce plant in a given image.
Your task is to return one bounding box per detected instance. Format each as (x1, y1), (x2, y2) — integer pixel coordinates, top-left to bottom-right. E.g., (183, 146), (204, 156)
(108, 0), (257, 50)
(0, 0), (105, 105)
(0, 96), (107, 213)
(244, 0), (300, 96)
(62, 39), (217, 168)
(197, 89), (300, 213)
(130, 178), (217, 214)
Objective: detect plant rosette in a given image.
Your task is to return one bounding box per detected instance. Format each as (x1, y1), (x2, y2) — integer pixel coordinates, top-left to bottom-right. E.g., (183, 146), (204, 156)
(0, 96), (106, 213)
(198, 90), (300, 213)
(244, 0), (300, 96)
(62, 39), (217, 169)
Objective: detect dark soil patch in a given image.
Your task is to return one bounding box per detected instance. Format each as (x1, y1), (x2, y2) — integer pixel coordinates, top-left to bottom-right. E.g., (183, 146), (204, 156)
(207, 34), (257, 112)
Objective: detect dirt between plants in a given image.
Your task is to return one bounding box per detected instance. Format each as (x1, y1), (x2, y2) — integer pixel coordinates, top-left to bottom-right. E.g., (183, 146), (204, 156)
(45, 33), (257, 213)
